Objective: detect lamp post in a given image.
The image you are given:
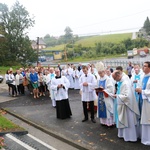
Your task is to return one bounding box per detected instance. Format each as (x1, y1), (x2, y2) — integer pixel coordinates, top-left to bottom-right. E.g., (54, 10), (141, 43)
(37, 37), (39, 66)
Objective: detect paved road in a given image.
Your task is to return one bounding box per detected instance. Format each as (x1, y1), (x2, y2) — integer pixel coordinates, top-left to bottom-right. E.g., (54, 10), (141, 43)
(0, 84), (150, 150)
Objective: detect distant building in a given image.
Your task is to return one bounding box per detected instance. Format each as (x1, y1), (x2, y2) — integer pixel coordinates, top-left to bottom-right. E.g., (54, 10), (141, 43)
(53, 50), (63, 60)
(44, 50), (63, 60)
(31, 38), (46, 50)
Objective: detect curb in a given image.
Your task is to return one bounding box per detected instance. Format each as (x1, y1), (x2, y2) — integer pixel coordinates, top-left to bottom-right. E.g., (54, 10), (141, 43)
(2, 108), (89, 150)
(0, 130), (28, 136)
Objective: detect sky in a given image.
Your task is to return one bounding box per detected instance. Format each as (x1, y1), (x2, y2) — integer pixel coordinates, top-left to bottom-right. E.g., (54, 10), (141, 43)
(0, 0), (150, 40)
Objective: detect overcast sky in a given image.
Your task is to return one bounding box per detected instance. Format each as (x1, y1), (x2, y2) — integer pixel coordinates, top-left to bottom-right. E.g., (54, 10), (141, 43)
(1, 0), (150, 40)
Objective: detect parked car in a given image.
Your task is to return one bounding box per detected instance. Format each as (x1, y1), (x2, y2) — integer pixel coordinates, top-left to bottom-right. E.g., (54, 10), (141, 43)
(139, 51), (147, 57)
(0, 75), (4, 83)
(127, 50), (134, 59)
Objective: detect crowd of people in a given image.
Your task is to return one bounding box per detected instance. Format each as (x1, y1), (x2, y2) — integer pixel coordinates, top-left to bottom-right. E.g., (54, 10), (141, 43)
(4, 61), (150, 145)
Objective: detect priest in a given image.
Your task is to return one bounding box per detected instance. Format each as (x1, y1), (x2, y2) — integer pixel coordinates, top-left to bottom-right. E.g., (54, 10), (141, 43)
(135, 61), (150, 145)
(112, 70), (140, 142)
(51, 68), (72, 119)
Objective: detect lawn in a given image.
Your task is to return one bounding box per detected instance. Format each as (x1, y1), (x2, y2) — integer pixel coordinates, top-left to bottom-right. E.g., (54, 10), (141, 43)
(44, 33), (132, 51)
(62, 53), (126, 63)
(44, 44), (65, 50)
(76, 33), (132, 47)
(0, 66), (21, 75)
(0, 110), (24, 132)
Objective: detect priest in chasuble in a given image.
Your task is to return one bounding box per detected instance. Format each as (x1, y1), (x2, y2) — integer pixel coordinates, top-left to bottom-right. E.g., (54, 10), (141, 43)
(95, 62), (115, 126)
(136, 61), (150, 145)
(112, 70), (140, 142)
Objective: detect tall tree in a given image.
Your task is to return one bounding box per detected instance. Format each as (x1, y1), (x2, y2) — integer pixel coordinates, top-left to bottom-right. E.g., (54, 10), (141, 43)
(0, 1), (35, 65)
(143, 17), (150, 35)
(64, 26), (73, 43)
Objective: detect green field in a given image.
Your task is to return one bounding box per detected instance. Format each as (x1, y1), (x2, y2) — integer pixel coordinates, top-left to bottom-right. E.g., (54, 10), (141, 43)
(44, 33), (132, 51)
(0, 66), (21, 75)
(76, 33), (132, 47)
(44, 44), (65, 50)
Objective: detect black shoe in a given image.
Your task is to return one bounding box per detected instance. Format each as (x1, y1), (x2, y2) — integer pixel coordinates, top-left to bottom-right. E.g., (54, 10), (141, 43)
(91, 119), (96, 123)
(82, 118), (88, 122)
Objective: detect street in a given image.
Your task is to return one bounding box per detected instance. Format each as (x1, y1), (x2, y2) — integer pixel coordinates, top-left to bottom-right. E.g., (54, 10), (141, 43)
(0, 83), (150, 150)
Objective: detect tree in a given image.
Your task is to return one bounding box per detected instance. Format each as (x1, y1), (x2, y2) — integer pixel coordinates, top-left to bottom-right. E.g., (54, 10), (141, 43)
(95, 42), (102, 54)
(64, 26), (73, 43)
(143, 17), (150, 35)
(0, 1), (35, 65)
(122, 38), (132, 49)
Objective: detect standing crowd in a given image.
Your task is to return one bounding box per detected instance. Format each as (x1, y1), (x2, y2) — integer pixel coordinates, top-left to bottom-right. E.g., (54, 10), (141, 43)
(4, 61), (150, 145)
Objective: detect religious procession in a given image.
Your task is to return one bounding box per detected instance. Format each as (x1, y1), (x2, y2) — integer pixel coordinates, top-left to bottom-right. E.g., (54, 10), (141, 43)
(4, 61), (150, 146)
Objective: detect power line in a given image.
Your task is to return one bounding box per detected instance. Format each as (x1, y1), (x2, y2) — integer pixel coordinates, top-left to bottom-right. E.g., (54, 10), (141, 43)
(72, 9), (150, 30)
(77, 26), (141, 36)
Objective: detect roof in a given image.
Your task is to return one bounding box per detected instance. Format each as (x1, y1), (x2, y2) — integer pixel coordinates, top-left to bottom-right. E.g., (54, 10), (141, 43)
(31, 38), (46, 46)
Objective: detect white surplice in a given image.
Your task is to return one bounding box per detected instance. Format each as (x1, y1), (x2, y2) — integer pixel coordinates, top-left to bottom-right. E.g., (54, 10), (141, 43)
(72, 69), (80, 90)
(138, 73), (150, 145)
(51, 76), (70, 101)
(79, 73), (97, 101)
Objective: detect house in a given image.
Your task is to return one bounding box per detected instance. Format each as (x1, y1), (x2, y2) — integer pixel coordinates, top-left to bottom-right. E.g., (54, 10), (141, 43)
(43, 50), (63, 60)
(31, 38), (46, 50)
(53, 50), (63, 60)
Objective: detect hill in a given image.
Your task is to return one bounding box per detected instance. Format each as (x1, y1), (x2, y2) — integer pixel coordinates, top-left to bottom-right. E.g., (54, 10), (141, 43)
(44, 33), (132, 50)
(76, 33), (132, 47)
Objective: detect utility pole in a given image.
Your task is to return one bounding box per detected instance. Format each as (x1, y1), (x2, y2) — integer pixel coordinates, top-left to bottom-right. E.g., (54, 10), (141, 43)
(37, 37), (39, 66)
(64, 45), (67, 62)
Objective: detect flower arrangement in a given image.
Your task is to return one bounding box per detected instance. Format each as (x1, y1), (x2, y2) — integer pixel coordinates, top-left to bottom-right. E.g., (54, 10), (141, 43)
(0, 137), (5, 149)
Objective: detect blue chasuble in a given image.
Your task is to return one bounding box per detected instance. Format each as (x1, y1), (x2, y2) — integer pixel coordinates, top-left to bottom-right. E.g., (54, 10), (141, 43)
(133, 74), (140, 103)
(98, 80), (107, 118)
(114, 81), (122, 128)
(139, 76), (150, 115)
(50, 73), (55, 80)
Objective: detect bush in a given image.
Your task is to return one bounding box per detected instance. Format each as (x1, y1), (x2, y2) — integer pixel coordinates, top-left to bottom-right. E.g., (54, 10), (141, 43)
(0, 137), (5, 149)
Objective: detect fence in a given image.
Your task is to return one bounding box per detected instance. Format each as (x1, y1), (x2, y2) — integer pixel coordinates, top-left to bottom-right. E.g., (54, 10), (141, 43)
(102, 60), (145, 70)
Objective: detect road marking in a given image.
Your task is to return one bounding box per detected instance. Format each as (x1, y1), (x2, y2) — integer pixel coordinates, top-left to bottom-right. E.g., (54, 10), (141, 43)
(6, 134), (36, 150)
(27, 134), (57, 150)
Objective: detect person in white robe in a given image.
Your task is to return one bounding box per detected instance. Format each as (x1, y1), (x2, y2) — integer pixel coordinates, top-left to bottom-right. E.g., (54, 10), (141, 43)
(116, 66), (130, 82)
(79, 65), (97, 123)
(65, 64), (74, 89)
(49, 67), (56, 107)
(106, 68), (116, 86)
(51, 68), (72, 119)
(61, 66), (66, 76)
(79, 68), (84, 77)
(44, 70), (50, 96)
(8, 70), (17, 97)
(15, 70), (24, 95)
(72, 66), (80, 90)
(112, 70), (140, 142)
(131, 64), (144, 103)
(135, 61), (150, 145)
(95, 62), (115, 126)
(130, 64), (144, 138)
(90, 67), (99, 111)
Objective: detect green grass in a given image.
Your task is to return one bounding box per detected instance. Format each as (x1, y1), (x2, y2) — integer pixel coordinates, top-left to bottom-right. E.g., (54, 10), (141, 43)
(45, 33), (132, 51)
(0, 66), (21, 75)
(62, 54), (125, 63)
(76, 33), (132, 47)
(0, 115), (23, 132)
(44, 44), (65, 50)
